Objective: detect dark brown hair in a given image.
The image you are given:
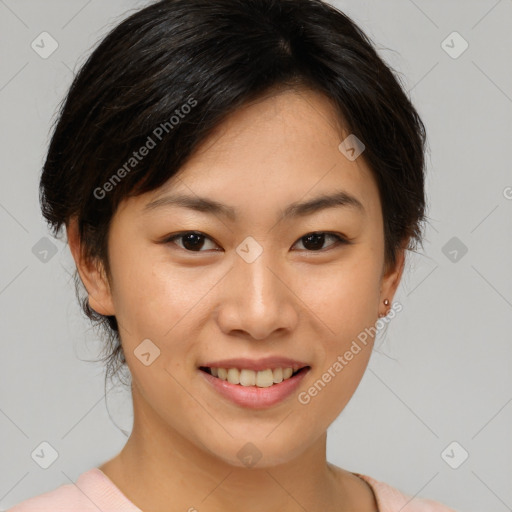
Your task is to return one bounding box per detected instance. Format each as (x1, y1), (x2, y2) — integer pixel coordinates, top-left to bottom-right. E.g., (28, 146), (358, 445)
(40, 0), (428, 385)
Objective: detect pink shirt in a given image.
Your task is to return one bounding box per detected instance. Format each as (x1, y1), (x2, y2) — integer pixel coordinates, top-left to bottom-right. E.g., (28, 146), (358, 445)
(7, 468), (458, 511)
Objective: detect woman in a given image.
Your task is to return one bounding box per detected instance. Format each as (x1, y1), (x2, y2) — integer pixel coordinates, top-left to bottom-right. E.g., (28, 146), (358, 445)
(10, 0), (458, 510)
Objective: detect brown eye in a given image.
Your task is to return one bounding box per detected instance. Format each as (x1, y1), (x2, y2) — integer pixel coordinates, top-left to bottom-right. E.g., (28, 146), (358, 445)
(163, 230), (349, 253)
(293, 232), (349, 251)
(165, 231), (219, 252)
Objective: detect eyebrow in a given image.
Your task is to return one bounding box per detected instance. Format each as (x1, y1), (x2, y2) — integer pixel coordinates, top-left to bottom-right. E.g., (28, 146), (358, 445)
(143, 189), (365, 221)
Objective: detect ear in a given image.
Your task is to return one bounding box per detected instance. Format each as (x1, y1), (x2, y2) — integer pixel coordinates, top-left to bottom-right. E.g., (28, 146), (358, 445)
(66, 217), (115, 316)
(378, 240), (408, 313)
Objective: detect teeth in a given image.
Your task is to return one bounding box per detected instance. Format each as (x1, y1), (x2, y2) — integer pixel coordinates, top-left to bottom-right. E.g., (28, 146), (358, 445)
(209, 367), (299, 387)
(256, 369), (273, 387)
(273, 367), (283, 383)
(227, 368), (240, 384)
(239, 369), (255, 386)
(283, 367), (293, 379)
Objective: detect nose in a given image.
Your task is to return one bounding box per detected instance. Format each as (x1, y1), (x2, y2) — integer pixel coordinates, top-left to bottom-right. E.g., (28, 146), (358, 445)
(215, 245), (299, 341)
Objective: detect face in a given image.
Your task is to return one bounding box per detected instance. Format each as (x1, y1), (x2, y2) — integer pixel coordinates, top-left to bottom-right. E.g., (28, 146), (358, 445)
(74, 87), (404, 468)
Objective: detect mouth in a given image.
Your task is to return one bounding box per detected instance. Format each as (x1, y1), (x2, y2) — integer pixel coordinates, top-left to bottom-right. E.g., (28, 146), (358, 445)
(199, 365), (310, 387)
(198, 363), (311, 409)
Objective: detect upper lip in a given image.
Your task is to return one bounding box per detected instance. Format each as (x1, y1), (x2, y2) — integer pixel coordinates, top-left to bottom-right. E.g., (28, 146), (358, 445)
(199, 357), (310, 372)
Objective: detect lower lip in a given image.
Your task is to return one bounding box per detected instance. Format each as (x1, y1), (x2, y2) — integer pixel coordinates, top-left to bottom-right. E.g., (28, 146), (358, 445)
(199, 367), (310, 409)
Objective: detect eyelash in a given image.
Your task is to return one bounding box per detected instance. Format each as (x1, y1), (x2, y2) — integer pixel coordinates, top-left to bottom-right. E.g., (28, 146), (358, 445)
(162, 231), (351, 253)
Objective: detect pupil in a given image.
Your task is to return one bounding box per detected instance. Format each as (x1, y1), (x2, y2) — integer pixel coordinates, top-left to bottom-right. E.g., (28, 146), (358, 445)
(183, 233), (204, 251)
(303, 233), (324, 251)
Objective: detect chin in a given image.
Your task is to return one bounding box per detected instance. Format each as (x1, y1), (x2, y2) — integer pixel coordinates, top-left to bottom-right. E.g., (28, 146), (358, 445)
(197, 431), (313, 470)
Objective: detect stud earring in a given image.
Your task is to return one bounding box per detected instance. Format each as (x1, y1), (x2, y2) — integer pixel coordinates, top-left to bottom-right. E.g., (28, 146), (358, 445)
(378, 298), (390, 318)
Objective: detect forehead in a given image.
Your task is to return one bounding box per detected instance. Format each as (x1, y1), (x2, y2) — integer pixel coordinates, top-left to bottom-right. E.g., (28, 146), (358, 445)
(120, 88), (381, 224)
(193, 86), (347, 158)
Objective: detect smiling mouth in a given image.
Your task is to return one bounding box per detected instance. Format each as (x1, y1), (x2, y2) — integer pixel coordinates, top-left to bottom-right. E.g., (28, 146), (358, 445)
(199, 366), (310, 387)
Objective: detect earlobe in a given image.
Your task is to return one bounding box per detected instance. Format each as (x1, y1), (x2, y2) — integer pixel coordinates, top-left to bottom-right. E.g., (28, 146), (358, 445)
(379, 244), (407, 313)
(66, 217), (115, 316)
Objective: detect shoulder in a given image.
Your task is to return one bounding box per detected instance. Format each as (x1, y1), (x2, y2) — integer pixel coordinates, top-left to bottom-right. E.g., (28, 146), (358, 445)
(353, 473), (460, 512)
(6, 468), (135, 512)
(7, 479), (87, 512)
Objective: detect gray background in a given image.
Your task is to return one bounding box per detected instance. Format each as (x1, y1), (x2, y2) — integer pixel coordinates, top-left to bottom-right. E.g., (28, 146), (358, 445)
(1, 1), (511, 510)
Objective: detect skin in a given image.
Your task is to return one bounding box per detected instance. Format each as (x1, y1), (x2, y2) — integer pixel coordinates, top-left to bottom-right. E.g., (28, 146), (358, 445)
(67, 87), (407, 512)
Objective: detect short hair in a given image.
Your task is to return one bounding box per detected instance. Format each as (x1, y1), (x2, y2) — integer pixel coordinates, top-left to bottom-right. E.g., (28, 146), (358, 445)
(40, 0), (428, 384)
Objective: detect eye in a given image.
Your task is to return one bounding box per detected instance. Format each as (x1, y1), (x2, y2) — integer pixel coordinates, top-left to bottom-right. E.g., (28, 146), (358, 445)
(292, 232), (349, 251)
(163, 230), (349, 253)
(164, 231), (220, 252)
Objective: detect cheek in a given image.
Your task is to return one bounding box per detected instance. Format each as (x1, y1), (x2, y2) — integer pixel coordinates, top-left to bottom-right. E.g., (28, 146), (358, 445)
(294, 250), (380, 407)
(108, 246), (198, 338)
(297, 345), (373, 433)
(297, 249), (382, 337)
(107, 251), (228, 384)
